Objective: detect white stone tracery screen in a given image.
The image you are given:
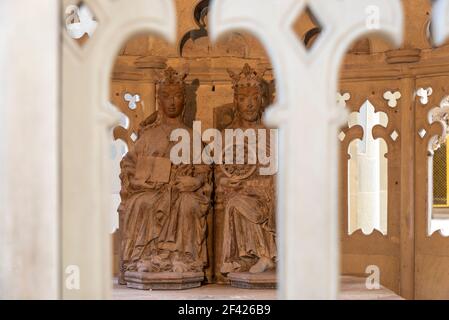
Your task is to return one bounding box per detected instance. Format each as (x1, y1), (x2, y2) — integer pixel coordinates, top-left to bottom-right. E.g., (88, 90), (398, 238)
(210, 0), (403, 299)
(62, 0), (176, 299)
(0, 0), (419, 300)
(57, 0), (405, 299)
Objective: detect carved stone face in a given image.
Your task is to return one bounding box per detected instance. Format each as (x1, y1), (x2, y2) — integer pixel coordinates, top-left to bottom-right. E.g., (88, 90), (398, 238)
(158, 84), (185, 118)
(235, 86), (262, 122)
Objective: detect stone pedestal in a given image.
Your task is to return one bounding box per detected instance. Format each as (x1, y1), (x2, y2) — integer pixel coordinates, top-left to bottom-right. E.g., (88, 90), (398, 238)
(125, 272), (204, 290)
(228, 271), (277, 289)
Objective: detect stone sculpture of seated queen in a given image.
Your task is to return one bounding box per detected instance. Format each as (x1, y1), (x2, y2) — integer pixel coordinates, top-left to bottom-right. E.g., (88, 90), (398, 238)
(216, 64), (277, 288)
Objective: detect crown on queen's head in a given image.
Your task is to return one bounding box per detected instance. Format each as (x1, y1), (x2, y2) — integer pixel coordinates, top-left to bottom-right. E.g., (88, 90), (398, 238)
(227, 63), (265, 90)
(157, 66), (189, 87)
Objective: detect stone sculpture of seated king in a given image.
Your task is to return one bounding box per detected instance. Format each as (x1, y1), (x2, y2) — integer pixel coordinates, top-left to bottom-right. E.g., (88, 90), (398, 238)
(118, 67), (212, 290)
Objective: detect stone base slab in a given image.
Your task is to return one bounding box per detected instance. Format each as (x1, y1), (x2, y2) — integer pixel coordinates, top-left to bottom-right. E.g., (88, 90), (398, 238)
(228, 271), (277, 289)
(125, 271), (204, 290)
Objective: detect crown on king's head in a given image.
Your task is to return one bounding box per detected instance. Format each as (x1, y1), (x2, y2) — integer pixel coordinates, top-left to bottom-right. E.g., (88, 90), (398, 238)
(157, 66), (189, 87)
(227, 63), (266, 90)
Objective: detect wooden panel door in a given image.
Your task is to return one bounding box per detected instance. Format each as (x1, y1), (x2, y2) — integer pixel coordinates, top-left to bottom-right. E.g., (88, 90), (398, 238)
(414, 76), (449, 299)
(340, 79), (410, 297)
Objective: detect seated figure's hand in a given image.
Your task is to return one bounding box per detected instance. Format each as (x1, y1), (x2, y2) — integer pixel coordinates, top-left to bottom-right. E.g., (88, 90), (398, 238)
(175, 176), (202, 192)
(219, 177), (243, 190)
(128, 177), (161, 191)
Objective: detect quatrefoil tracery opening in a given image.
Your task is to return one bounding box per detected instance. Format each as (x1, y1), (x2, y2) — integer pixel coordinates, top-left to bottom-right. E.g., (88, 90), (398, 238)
(64, 1), (98, 48)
